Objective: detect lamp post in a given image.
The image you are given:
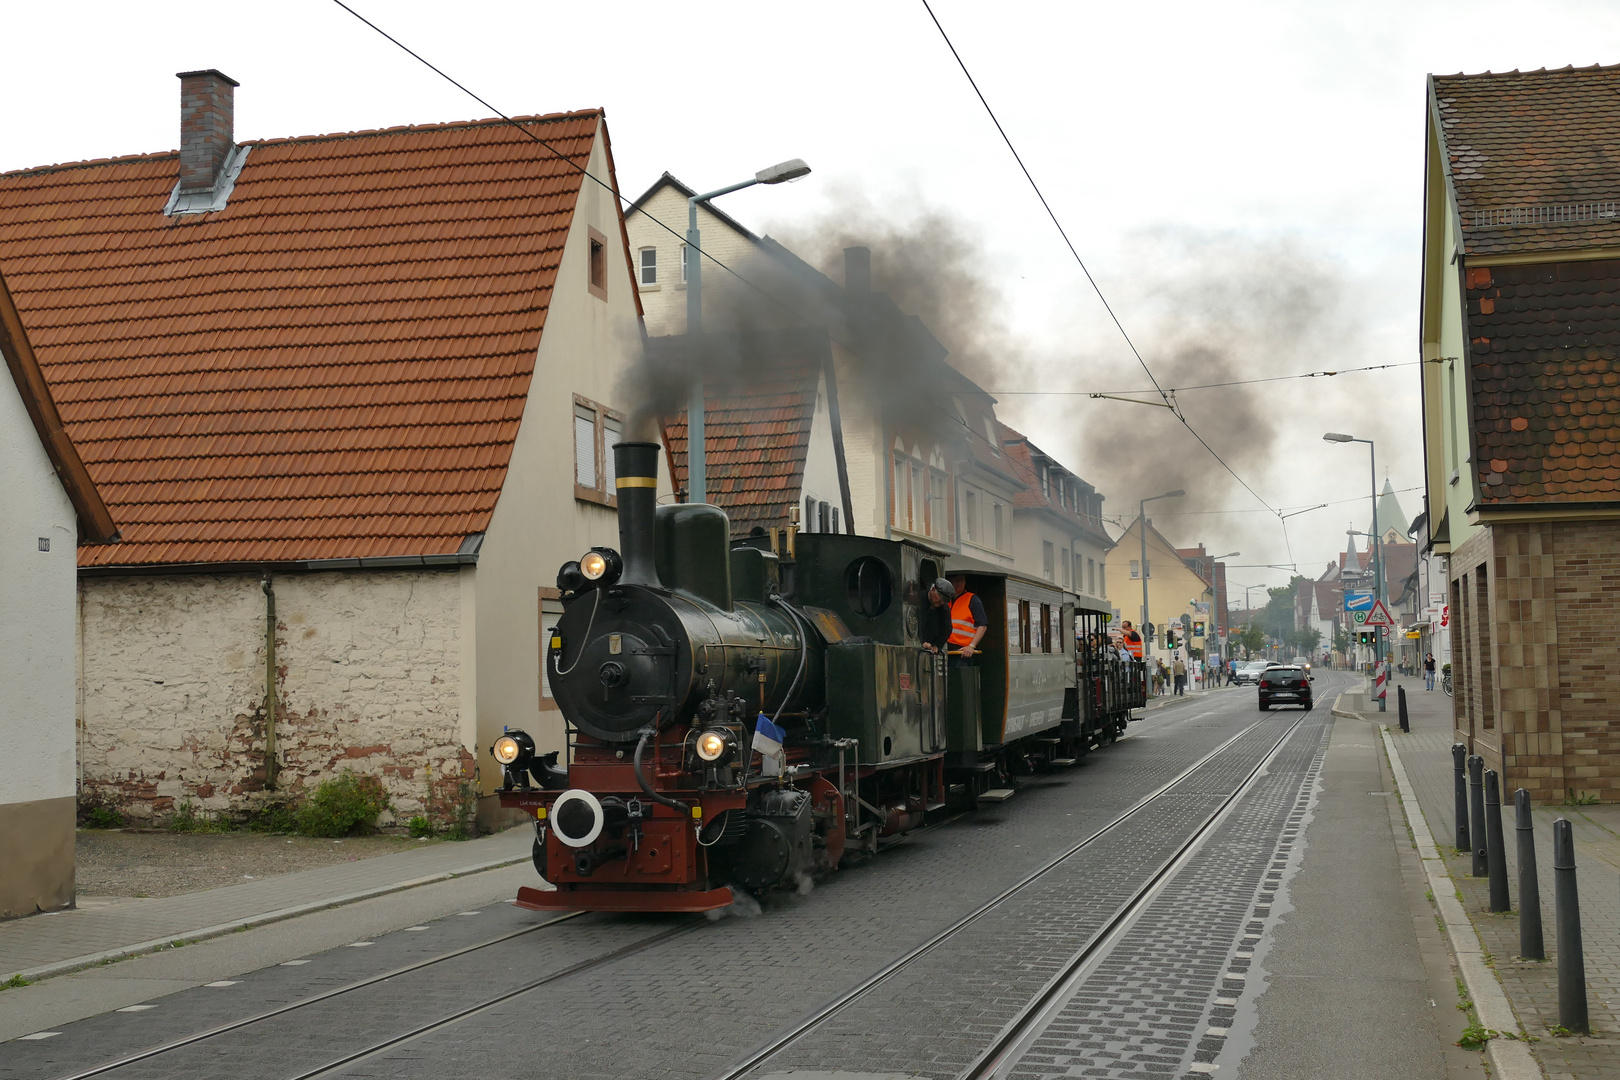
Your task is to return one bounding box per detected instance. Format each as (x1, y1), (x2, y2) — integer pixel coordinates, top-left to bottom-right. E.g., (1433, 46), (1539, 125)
(1325, 432), (1384, 710)
(1211, 551), (1238, 658)
(1138, 489), (1185, 681)
(685, 158), (812, 503)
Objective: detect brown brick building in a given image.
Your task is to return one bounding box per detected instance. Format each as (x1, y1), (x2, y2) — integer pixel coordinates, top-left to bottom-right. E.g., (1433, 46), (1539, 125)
(1419, 65), (1620, 803)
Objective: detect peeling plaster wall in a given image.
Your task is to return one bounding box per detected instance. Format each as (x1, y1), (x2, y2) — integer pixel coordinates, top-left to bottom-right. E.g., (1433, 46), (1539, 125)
(77, 569), (469, 823)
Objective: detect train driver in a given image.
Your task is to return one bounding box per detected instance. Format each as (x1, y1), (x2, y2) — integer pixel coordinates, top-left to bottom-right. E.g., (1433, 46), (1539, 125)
(946, 573), (988, 665)
(922, 578), (955, 655)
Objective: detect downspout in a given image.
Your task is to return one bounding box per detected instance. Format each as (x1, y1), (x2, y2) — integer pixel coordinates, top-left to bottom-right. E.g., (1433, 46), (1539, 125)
(261, 573), (278, 789)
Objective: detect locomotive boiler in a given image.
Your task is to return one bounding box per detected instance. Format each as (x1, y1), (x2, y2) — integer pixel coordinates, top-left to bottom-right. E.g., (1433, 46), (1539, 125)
(490, 442), (1141, 913)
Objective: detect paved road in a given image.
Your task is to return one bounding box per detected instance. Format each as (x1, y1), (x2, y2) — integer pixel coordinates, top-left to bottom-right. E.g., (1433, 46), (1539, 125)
(0, 673), (1468, 1080)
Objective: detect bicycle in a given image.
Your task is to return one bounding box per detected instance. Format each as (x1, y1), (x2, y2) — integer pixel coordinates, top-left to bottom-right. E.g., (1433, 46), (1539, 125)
(1442, 672), (1453, 697)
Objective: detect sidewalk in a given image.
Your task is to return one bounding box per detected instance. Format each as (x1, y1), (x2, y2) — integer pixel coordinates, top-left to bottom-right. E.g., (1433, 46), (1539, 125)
(0, 825), (531, 983)
(1343, 675), (1620, 1079)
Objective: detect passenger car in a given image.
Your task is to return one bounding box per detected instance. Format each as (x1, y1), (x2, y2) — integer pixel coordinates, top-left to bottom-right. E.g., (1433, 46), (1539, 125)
(1258, 665), (1313, 711)
(1234, 660), (1269, 685)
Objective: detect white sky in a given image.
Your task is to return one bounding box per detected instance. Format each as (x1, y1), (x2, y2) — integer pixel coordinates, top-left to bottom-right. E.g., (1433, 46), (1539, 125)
(6, 0), (1615, 597)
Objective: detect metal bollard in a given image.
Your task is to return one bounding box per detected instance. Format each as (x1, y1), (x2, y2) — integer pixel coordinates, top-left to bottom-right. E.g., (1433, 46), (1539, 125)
(1483, 770), (1510, 911)
(1452, 744), (1470, 852)
(1397, 685), (1410, 732)
(1551, 818), (1588, 1033)
(1515, 789), (1544, 960)
(1468, 756), (1488, 877)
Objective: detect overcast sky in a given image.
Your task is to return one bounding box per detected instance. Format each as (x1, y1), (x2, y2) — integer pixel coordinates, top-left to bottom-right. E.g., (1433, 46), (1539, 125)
(6, 1), (1616, 598)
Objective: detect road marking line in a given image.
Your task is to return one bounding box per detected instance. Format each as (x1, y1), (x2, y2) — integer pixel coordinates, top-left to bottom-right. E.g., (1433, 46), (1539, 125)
(19, 1032), (61, 1040)
(346, 942), (373, 948)
(115, 1006), (156, 1012)
(279, 960), (310, 966)
(403, 926), (430, 931)
(204, 981), (238, 987)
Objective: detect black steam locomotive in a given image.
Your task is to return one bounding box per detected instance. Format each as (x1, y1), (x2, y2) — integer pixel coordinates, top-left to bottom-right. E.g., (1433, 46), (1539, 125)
(490, 442), (1145, 912)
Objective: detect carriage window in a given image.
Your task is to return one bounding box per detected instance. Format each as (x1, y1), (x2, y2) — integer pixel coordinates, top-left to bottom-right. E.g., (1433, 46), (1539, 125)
(1018, 599), (1032, 653)
(1039, 603), (1052, 653)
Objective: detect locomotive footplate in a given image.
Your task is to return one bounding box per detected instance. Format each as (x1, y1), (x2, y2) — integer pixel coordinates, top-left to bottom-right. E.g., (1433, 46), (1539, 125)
(514, 884), (735, 913)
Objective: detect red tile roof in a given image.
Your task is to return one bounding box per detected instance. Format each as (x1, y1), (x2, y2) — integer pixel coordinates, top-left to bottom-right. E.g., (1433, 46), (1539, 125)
(1465, 260), (1620, 504)
(0, 269), (117, 543)
(0, 109), (623, 567)
(1433, 66), (1620, 256)
(656, 330), (825, 537)
(997, 422), (1110, 546)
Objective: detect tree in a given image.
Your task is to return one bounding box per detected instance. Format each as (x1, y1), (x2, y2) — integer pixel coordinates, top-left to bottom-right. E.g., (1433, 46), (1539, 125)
(1239, 623), (1267, 657)
(1332, 625), (1353, 657)
(1293, 626), (1322, 654)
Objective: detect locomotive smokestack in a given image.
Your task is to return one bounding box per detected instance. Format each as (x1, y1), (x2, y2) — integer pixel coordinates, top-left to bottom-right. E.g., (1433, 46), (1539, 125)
(614, 441), (661, 586)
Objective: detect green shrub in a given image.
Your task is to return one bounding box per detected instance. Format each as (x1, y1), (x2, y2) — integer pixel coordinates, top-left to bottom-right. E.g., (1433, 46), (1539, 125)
(81, 804), (125, 830)
(169, 799), (233, 834)
(296, 771), (391, 837)
(407, 815), (435, 839)
(241, 799), (300, 834)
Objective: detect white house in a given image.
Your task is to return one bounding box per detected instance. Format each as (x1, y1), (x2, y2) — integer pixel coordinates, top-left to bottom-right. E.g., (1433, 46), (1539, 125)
(0, 71), (645, 830)
(1, 270), (118, 916)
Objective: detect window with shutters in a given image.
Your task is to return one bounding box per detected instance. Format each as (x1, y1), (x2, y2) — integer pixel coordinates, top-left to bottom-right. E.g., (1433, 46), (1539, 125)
(573, 393), (625, 507)
(805, 495), (817, 533)
(818, 500), (830, 533)
(830, 506), (841, 534)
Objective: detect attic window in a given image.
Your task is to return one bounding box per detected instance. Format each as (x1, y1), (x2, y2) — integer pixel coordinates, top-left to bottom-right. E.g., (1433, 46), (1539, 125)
(587, 227), (608, 302)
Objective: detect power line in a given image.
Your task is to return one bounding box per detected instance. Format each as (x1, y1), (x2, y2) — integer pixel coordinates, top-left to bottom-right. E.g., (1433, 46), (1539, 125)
(917, 0), (1276, 515)
(988, 361), (1424, 397)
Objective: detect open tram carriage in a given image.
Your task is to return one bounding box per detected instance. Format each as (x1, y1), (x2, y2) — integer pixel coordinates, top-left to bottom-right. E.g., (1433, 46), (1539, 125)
(490, 442), (1145, 914)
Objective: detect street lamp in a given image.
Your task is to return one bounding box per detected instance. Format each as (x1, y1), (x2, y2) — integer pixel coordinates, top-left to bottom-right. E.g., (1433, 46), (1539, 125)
(1325, 431), (1385, 709)
(685, 158), (812, 503)
(1138, 489), (1185, 679)
(1211, 551), (1238, 656)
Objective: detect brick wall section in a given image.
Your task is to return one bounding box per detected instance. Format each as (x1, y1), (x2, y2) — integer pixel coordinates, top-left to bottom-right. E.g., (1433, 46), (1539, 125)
(1452, 520), (1620, 804)
(177, 70), (237, 194)
(78, 569), (470, 824)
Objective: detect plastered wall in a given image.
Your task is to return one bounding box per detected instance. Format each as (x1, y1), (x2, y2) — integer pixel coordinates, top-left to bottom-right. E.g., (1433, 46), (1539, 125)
(77, 569), (469, 823)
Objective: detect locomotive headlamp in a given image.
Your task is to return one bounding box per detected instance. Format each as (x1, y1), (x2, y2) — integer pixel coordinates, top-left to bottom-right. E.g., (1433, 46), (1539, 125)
(580, 551), (608, 580)
(695, 729), (735, 764)
(489, 729), (536, 789)
(578, 546), (623, 586)
(493, 736), (522, 765)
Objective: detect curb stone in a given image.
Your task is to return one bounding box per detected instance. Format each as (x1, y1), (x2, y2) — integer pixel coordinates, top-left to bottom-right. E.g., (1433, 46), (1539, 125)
(1379, 721), (1543, 1080)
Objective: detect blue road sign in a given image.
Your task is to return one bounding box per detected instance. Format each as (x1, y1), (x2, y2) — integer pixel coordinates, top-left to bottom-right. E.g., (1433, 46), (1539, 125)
(1345, 591), (1375, 611)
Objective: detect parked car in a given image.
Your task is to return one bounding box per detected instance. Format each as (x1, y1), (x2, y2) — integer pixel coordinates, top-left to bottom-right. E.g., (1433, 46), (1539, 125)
(1258, 665), (1314, 711)
(1234, 660), (1269, 685)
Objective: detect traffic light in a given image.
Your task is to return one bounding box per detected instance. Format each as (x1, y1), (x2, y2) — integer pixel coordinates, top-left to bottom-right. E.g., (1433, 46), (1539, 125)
(1358, 631), (1375, 645)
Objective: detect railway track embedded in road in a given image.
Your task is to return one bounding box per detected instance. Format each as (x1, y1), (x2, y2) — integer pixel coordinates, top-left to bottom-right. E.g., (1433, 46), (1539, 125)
(714, 710), (1310, 1080)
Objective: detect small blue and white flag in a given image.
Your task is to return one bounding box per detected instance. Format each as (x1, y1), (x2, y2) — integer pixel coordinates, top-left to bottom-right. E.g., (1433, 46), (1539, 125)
(753, 714), (786, 776)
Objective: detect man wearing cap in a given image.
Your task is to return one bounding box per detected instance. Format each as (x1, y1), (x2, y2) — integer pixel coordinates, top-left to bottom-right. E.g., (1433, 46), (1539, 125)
(922, 578), (955, 655)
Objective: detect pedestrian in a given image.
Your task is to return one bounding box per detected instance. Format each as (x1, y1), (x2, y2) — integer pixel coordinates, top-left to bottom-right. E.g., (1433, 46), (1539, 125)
(1424, 652), (1436, 692)
(1227, 657), (1238, 686)
(1173, 657), (1187, 696)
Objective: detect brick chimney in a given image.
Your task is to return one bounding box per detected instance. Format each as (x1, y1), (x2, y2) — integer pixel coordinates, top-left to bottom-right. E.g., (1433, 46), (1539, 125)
(844, 246), (872, 293)
(177, 69), (239, 194)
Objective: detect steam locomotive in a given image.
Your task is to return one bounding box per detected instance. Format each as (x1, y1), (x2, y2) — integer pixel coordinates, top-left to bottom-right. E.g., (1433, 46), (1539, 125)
(489, 442), (1145, 913)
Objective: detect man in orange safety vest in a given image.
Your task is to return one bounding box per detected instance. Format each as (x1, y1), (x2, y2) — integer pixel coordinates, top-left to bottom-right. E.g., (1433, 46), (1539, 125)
(1120, 621), (1145, 660)
(946, 573), (987, 665)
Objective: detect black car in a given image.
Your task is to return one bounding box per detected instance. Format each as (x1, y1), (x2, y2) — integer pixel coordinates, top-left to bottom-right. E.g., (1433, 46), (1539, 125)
(1258, 665), (1313, 711)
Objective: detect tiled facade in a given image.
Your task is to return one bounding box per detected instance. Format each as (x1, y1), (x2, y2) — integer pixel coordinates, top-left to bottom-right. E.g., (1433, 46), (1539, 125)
(1450, 521), (1620, 804)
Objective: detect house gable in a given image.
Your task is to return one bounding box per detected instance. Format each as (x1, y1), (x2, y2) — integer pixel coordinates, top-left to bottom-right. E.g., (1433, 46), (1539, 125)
(0, 109), (610, 568)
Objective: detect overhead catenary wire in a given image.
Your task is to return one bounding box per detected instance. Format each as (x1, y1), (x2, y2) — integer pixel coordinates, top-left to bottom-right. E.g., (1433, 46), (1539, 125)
(917, 0), (1277, 516)
(988, 361), (1425, 397)
(329, 0), (1010, 472)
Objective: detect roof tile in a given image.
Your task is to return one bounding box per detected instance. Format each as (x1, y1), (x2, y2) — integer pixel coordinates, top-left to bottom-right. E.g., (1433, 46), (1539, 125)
(0, 110), (607, 566)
